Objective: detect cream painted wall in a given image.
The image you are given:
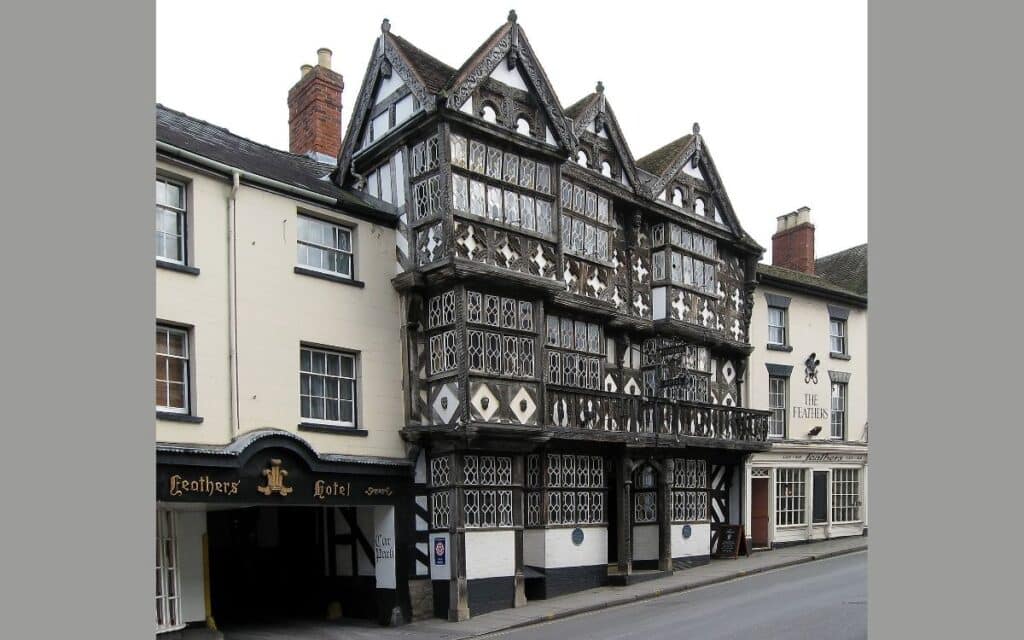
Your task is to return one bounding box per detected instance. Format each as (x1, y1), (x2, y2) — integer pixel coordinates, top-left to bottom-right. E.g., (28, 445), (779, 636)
(747, 284), (867, 443)
(155, 160), (406, 458)
(542, 527), (607, 569)
(156, 164), (233, 446)
(465, 530), (516, 579)
(670, 523), (710, 558)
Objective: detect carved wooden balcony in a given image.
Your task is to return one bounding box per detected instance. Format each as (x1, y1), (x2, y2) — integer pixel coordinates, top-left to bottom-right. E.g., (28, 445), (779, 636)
(545, 386), (770, 447)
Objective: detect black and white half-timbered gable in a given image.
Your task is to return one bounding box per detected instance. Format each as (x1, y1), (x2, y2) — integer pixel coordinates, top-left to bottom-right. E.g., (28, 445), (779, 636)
(334, 12), (772, 621)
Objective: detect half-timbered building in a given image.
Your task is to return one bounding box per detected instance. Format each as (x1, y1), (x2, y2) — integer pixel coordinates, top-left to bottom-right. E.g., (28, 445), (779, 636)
(333, 12), (771, 620)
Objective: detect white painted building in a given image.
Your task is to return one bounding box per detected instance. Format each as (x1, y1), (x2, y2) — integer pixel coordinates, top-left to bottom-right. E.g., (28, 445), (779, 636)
(154, 49), (420, 636)
(742, 208), (868, 549)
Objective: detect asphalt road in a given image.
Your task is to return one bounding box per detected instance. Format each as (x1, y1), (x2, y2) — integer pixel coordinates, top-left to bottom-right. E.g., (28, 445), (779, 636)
(478, 551), (867, 640)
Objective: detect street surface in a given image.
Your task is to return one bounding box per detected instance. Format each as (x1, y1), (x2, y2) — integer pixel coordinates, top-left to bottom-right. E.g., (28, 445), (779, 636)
(479, 551), (866, 640)
(220, 550), (866, 640)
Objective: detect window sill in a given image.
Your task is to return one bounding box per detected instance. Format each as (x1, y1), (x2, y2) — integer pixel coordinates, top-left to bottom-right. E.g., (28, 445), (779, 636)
(766, 344), (793, 352)
(294, 266), (365, 288)
(298, 422), (368, 437)
(157, 412), (204, 423)
(156, 260), (200, 276)
(829, 352), (851, 360)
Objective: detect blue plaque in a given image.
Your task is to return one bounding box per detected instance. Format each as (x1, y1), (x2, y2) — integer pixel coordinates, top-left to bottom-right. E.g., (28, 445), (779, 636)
(571, 527), (585, 546)
(682, 524), (692, 539)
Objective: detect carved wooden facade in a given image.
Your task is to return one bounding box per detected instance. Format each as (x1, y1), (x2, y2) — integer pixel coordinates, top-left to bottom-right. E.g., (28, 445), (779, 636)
(335, 12), (770, 620)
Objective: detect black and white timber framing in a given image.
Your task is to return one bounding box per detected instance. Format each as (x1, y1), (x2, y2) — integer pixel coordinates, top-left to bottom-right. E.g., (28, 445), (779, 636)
(336, 12), (772, 620)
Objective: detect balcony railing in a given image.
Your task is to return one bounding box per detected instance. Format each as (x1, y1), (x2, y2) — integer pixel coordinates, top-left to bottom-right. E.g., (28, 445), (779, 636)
(546, 386), (770, 443)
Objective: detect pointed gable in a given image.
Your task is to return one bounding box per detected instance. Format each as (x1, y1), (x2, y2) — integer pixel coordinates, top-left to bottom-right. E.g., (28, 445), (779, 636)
(444, 11), (576, 152)
(334, 20), (456, 186)
(636, 125), (756, 244)
(565, 85), (641, 191)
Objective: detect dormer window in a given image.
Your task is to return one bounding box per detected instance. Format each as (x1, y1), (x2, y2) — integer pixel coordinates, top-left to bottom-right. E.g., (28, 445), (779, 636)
(481, 104), (498, 124)
(576, 150), (589, 167)
(600, 161), (612, 178)
(671, 188), (684, 207)
(695, 198), (706, 217)
(515, 116), (531, 136)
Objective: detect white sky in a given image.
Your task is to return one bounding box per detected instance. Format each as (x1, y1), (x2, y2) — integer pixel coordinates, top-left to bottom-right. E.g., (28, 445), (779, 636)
(156, 0), (865, 261)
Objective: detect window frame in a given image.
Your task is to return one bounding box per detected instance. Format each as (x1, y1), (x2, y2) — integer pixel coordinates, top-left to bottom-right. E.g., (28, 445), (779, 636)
(296, 213), (355, 281)
(831, 468), (861, 523)
(830, 381), (847, 439)
(768, 375), (788, 438)
(156, 508), (183, 633)
(775, 468), (807, 526)
(767, 306), (787, 346)
(830, 317), (848, 355)
(299, 344), (359, 428)
(155, 175), (189, 266)
(155, 324), (191, 415)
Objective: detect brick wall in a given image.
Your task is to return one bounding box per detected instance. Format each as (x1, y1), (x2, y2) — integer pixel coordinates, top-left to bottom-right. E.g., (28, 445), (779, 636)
(287, 66), (344, 159)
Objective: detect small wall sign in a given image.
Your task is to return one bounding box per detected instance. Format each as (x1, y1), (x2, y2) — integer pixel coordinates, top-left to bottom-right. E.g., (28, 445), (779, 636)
(571, 527), (585, 546)
(433, 537), (446, 565)
(682, 524), (692, 539)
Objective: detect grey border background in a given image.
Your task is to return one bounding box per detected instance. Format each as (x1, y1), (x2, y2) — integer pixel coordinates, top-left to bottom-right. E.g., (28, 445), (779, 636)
(1, 0), (1022, 637)
(870, 1), (1023, 637)
(1, 1), (154, 637)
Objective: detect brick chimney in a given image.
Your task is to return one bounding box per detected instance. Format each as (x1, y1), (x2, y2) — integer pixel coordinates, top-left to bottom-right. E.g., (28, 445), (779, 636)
(772, 206), (816, 274)
(288, 48), (344, 163)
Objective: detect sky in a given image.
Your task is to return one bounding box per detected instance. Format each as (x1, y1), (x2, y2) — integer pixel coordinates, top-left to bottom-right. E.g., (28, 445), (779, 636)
(156, 0), (866, 261)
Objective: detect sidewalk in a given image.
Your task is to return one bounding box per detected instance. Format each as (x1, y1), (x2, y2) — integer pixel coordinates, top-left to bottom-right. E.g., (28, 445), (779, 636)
(218, 536), (866, 640)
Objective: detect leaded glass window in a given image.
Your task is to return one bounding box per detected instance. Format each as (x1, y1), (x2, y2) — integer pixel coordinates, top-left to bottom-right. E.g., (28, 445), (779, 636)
(470, 180), (486, 217)
(469, 140), (486, 173)
(504, 190), (520, 226)
(452, 174), (469, 213)
(450, 134), (468, 169)
(486, 147), (503, 179)
(487, 185), (503, 221)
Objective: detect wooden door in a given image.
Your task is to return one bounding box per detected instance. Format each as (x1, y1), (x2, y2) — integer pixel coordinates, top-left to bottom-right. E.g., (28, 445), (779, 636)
(751, 478), (770, 548)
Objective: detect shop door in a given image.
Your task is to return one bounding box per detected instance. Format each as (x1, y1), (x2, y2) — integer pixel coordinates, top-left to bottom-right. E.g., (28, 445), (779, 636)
(812, 471), (828, 524)
(750, 478), (770, 548)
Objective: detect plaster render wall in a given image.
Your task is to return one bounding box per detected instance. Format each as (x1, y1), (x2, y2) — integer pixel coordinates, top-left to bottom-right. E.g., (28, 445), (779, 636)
(543, 526), (607, 568)
(465, 530), (516, 579)
(670, 522), (710, 558)
(155, 160), (405, 458)
(747, 284), (867, 442)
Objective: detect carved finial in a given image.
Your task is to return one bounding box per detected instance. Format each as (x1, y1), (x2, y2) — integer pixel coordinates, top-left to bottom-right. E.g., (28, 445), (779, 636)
(595, 81), (604, 94)
(381, 18), (391, 33)
(508, 9), (518, 23)
(692, 121), (700, 135)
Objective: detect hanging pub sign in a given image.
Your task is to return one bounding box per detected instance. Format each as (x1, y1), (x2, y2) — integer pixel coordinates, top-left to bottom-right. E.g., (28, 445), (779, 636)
(713, 525), (747, 559)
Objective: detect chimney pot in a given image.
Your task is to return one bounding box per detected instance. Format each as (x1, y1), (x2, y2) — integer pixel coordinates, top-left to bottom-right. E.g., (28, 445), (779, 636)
(317, 48), (333, 69)
(288, 50), (345, 161)
(772, 207), (816, 274)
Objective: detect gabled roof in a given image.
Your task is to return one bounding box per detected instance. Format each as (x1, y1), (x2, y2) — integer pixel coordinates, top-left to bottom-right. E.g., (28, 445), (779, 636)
(156, 104), (396, 222)
(388, 33), (456, 94)
(636, 134), (694, 178)
(757, 263), (867, 306)
(815, 243), (868, 295)
(442, 11), (576, 151)
(334, 20), (455, 186)
(564, 86), (641, 191)
(634, 127), (759, 249)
